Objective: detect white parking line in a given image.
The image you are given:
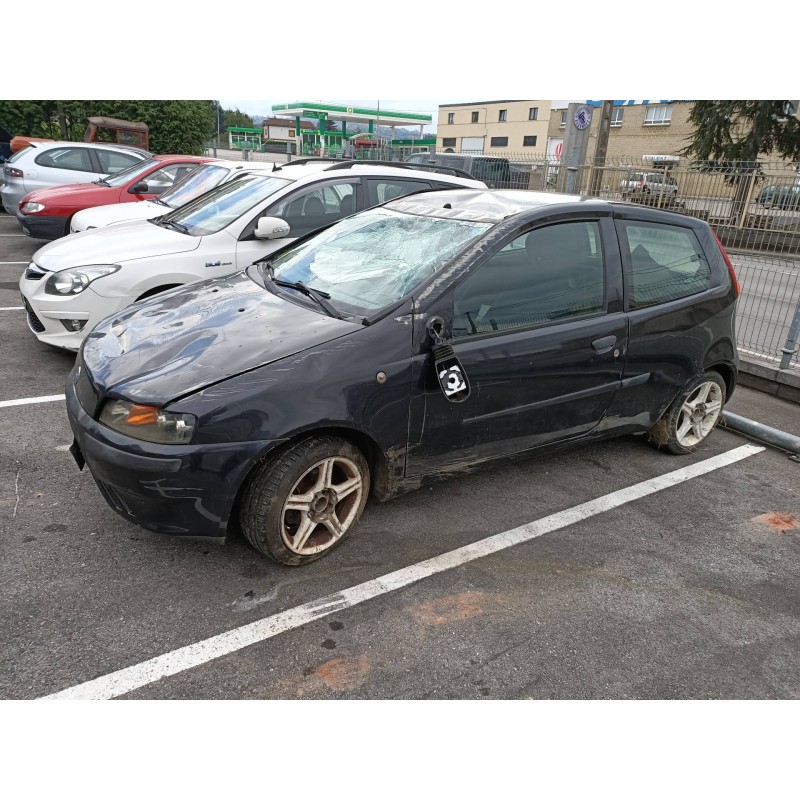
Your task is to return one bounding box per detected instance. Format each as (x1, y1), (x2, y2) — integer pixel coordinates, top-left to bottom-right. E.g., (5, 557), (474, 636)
(0, 307), (23, 311)
(0, 394), (66, 408)
(0, 234), (27, 237)
(38, 443), (765, 701)
(0, 261), (29, 264)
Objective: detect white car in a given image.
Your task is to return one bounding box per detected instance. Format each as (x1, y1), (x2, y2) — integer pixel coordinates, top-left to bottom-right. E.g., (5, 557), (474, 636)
(1, 140), (150, 215)
(20, 159), (486, 350)
(69, 159), (278, 233)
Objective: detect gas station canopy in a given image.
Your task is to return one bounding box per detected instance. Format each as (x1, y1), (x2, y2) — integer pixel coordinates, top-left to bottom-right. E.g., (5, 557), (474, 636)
(271, 102), (432, 127)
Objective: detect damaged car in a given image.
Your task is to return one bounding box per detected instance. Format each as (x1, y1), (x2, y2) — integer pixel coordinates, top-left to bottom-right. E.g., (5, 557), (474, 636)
(66, 189), (740, 566)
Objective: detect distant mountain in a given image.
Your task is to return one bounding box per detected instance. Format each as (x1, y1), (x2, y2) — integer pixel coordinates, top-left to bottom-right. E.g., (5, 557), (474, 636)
(252, 115), (265, 126)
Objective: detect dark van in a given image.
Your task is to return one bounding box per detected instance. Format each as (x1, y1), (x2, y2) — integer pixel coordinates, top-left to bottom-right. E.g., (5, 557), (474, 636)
(405, 152), (512, 188)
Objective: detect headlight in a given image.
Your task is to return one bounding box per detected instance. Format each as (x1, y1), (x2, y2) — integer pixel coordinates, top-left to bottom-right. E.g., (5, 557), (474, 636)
(21, 201), (45, 213)
(99, 399), (196, 444)
(45, 264), (120, 295)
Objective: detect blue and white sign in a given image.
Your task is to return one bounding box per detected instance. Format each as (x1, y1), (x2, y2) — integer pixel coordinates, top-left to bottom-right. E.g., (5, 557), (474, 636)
(574, 105), (592, 130)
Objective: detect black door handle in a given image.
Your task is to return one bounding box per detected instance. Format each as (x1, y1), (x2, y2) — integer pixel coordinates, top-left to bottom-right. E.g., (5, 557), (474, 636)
(592, 335), (617, 353)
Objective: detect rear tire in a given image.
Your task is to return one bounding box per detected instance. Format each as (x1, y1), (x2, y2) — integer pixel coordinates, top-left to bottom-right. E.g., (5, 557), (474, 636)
(240, 436), (370, 566)
(647, 371), (726, 455)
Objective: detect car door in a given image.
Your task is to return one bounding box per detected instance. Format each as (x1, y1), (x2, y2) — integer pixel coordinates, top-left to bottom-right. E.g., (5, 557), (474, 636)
(234, 178), (364, 268)
(407, 216), (628, 475)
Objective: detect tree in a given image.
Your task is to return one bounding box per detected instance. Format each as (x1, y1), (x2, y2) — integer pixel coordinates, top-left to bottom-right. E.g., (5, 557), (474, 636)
(223, 108), (254, 129)
(0, 100), (215, 155)
(681, 101), (800, 221)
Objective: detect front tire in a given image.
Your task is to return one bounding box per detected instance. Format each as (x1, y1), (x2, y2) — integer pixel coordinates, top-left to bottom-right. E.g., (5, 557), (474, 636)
(241, 436), (370, 566)
(647, 371), (726, 455)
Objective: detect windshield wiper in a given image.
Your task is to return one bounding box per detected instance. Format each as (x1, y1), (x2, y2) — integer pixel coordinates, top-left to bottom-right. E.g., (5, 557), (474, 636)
(271, 276), (342, 319)
(93, 178), (110, 186)
(161, 219), (190, 234)
(152, 197), (171, 207)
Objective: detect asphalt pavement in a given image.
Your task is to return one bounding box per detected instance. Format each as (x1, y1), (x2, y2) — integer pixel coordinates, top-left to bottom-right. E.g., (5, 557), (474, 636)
(1, 210), (799, 700)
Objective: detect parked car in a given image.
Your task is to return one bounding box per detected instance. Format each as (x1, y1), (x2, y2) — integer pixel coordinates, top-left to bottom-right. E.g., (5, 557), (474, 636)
(20, 159), (486, 350)
(619, 171), (679, 199)
(1, 140), (150, 216)
(15, 154), (212, 240)
(405, 152), (512, 188)
(69, 159), (279, 233)
(65, 189), (740, 566)
(755, 183), (800, 210)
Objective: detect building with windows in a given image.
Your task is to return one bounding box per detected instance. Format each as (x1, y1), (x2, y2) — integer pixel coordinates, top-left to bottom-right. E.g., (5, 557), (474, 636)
(436, 100), (551, 153)
(546, 101), (697, 164)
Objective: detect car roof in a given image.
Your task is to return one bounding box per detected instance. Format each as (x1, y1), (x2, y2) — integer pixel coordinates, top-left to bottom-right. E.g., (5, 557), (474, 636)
(386, 188), (594, 222)
(151, 154), (211, 163)
(272, 160), (484, 186)
(19, 140), (151, 157)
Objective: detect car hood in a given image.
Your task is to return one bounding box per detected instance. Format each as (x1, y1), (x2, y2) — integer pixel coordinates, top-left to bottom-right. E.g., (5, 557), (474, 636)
(81, 270), (362, 404)
(25, 182), (116, 205)
(33, 219), (200, 270)
(72, 200), (164, 229)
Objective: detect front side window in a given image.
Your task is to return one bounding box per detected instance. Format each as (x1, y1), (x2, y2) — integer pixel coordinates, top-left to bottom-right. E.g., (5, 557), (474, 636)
(453, 221), (605, 337)
(618, 221), (711, 308)
(268, 208), (491, 317)
(160, 174), (290, 236)
(135, 164), (196, 194)
(34, 147), (93, 172)
(269, 181), (357, 237)
(95, 149), (142, 174)
(644, 104), (673, 125)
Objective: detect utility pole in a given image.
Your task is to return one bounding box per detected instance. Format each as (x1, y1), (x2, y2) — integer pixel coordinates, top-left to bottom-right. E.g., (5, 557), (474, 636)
(590, 100), (614, 196)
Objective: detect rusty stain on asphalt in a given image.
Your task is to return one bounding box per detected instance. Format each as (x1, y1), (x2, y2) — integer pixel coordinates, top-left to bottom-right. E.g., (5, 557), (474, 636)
(311, 656), (371, 691)
(411, 591), (488, 626)
(753, 512), (800, 533)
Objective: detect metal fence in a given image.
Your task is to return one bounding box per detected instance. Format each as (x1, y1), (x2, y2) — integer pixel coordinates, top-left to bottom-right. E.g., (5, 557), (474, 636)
(204, 144), (800, 370)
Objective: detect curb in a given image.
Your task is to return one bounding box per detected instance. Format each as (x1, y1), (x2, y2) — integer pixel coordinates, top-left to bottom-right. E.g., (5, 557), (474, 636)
(737, 354), (800, 405)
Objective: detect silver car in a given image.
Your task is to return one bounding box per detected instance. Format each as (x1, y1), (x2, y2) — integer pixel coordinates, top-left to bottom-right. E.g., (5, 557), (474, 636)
(620, 171), (679, 199)
(1, 140), (150, 215)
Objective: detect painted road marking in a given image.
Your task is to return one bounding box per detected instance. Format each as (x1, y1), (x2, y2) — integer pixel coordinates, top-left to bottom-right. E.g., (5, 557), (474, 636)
(0, 394), (66, 408)
(0, 307), (24, 311)
(39, 443), (765, 701)
(0, 261), (29, 264)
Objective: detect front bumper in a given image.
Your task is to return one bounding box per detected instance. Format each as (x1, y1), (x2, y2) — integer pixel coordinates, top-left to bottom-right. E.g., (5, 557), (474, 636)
(16, 209), (68, 240)
(19, 274), (132, 351)
(65, 365), (276, 540)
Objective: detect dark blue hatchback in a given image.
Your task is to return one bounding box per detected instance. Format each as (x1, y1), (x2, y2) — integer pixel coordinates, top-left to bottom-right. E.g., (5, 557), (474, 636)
(67, 189), (740, 566)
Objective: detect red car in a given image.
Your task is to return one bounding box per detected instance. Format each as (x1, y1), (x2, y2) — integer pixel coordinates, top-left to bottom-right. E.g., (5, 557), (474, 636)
(16, 154), (213, 240)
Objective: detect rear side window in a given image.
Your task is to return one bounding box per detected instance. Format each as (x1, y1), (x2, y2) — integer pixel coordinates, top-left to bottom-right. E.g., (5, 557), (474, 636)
(618, 221), (712, 309)
(366, 178), (431, 205)
(34, 147), (93, 172)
